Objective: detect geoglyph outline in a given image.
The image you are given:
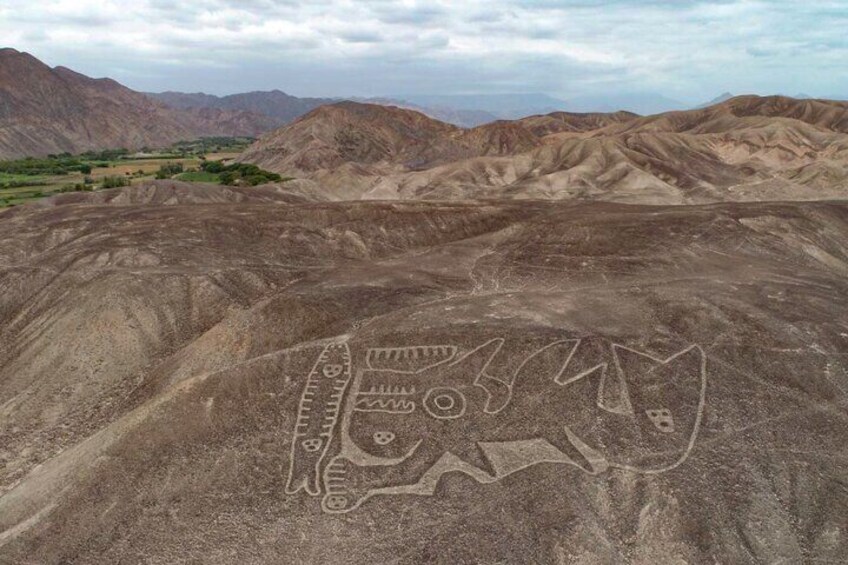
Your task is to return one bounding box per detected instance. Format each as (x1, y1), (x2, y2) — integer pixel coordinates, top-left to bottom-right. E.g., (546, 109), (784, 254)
(285, 337), (708, 512)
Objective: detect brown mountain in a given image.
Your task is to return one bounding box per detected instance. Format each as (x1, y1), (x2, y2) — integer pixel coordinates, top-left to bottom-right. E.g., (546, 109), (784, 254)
(516, 109), (639, 136)
(239, 102), (579, 197)
(1, 183), (846, 563)
(0, 49), (274, 158)
(239, 102), (592, 174)
(241, 96), (848, 203)
(607, 94), (848, 135)
(239, 102), (464, 172)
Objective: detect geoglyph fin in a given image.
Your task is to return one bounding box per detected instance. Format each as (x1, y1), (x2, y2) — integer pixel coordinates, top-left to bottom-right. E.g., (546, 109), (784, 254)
(285, 343), (352, 496)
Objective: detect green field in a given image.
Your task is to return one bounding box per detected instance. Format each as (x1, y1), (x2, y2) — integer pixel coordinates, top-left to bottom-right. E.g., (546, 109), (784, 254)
(0, 172), (49, 183)
(0, 138), (260, 208)
(175, 171), (222, 183)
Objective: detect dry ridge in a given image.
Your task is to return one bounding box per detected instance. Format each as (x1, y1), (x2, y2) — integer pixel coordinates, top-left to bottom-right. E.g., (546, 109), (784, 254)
(241, 95), (848, 203)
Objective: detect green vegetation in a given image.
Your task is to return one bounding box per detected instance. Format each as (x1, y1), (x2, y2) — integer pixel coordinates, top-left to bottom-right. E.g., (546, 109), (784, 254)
(101, 176), (131, 189)
(201, 160), (283, 186)
(175, 170), (221, 183)
(57, 183), (94, 193)
(78, 149), (130, 161)
(0, 138), (284, 208)
(0, 175), (49, 189)
(0, 155), (93, 176)
(170, 137), (255, 156)
(0, 137), (252, 181)
(155, 162), (185, 179)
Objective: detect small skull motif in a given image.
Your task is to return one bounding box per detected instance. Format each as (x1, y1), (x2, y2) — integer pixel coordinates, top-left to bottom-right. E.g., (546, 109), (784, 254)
(302, 438), (324, 452)
(323, 364), (344, 379)
(324, 495), (349, 511)
(373, 431), (396, 445)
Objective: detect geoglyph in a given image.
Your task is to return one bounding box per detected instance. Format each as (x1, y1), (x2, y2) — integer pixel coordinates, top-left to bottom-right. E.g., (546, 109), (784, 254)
(286, 336), (708, 513)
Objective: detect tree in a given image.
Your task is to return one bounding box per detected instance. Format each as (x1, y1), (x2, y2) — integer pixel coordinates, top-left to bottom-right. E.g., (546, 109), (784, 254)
(102, 176), (130, 189)
(201, 160), (226, 174)
(155, 162), (184, 179)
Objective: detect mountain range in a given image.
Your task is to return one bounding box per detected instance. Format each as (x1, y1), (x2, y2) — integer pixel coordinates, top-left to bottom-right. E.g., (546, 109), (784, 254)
(148, 91), (502, 129)
(146, 91), (685, 129)
(239, 94), (848, 204)
(147, 90), (336, 128)
(389, 92), (689, 117)
(0, 48), (272, 159)
(10, 48), (843, 164)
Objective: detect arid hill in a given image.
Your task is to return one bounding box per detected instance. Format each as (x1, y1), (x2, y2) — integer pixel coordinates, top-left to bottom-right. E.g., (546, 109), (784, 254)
(607, 95), (848, 135)
(238, 102), (621, 197)
(0, 49), (275, 158)
(27, 179), (319, 208)
(0, 183), (846, 563)
(239, 102), (465, 173)
(241, 96), (848, 203)
(516, 110), (639, 136)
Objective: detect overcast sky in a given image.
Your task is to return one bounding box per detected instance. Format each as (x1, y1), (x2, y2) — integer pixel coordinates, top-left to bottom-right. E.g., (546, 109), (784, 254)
(2, 0), (846, 102)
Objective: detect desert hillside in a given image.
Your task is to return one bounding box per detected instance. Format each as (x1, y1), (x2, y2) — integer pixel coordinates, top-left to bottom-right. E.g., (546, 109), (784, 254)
(241, 96), (848, 203)
(0, 182), (846, 562)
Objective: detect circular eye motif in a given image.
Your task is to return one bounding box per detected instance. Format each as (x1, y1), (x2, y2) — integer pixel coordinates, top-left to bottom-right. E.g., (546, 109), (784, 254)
(322, 364), (344, 379)
(301, 438), (323, 452)
(423, 387), (466, 419)
(373, 431), (396, 445)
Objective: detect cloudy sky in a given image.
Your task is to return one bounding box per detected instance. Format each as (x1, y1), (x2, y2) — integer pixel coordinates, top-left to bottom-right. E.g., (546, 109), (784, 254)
(2, 0), (847, 103)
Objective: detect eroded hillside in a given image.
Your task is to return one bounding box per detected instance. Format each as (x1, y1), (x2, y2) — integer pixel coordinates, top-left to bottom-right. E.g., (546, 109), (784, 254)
(241, 96), (848, 203)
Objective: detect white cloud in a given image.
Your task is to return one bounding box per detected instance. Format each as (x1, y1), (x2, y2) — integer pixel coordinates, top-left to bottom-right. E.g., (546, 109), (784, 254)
(1, 0), (846, 100)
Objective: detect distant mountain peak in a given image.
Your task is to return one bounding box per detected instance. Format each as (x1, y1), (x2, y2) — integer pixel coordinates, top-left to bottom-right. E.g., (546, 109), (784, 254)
(695, 92), (735, 108)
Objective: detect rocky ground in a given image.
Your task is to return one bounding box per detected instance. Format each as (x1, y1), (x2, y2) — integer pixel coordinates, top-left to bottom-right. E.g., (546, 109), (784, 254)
(0, 182), (846, 563)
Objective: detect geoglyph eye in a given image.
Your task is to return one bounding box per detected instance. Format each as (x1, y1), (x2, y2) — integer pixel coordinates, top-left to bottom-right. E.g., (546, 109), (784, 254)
(423, 387), (466, 419)
(373, 431), (396, 445)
